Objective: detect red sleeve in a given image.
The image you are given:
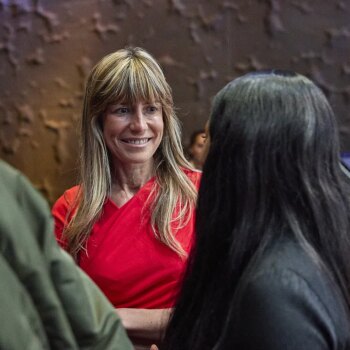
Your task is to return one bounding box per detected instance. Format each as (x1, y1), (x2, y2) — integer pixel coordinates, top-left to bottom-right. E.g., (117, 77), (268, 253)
(51, 186), (79, 250)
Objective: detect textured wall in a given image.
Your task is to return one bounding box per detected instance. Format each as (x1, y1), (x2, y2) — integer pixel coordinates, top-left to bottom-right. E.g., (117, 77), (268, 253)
(0, 0), (349, 204)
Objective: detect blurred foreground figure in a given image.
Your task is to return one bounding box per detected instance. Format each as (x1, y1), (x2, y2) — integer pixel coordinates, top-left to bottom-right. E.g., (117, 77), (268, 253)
(163, 71), (350, 350)
(0, 160), (133, 350)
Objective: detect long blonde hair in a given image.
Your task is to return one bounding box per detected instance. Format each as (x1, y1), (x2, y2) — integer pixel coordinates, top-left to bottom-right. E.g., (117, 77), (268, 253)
(64, 47), (197, 259)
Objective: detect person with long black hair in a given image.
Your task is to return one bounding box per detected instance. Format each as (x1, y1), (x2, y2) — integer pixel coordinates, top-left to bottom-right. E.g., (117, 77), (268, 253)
(163, 70), (350, 349)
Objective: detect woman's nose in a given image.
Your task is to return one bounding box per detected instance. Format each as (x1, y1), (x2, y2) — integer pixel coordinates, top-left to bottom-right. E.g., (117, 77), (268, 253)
(130, 109), (147, 132)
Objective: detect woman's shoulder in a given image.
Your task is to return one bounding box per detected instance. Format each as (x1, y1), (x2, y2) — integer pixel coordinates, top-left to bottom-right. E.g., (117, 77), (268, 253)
(53, 185), (80, 210)
(249, 238), (328, 291)
(236, 238), (349, 344)
(182, 167), (202, 188)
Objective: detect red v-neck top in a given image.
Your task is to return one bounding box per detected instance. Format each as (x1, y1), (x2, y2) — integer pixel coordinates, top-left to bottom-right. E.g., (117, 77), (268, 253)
(52, 169), (201, 308)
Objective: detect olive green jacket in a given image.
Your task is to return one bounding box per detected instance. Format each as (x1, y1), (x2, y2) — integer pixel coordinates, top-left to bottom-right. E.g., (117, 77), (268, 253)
(0, 160), (133, 350)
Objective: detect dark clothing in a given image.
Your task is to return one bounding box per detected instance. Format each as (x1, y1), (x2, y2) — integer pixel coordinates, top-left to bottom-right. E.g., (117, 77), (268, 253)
(223, 238), (350, 349)
(0, 160), (133, 350)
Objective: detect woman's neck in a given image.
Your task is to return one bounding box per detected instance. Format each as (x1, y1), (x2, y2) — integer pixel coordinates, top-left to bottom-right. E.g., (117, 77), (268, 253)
(110, 160), (155, 206)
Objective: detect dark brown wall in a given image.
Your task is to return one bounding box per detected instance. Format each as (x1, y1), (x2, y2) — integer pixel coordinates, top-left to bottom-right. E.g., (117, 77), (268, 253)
(1, 0), (349, 204)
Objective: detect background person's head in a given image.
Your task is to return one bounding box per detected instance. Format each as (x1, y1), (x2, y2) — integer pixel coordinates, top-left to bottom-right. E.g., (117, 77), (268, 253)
(187, 129), (206, 170)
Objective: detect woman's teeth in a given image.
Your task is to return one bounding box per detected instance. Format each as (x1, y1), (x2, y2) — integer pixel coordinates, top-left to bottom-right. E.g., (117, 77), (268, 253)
(124, 138), (149, 144)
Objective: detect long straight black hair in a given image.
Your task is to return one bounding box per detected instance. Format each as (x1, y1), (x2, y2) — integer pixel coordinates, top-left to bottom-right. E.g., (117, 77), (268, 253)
(163, 70), (350, 349)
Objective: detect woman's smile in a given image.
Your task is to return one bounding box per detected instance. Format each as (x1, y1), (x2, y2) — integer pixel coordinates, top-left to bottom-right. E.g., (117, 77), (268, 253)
(121, 137), (152, 146)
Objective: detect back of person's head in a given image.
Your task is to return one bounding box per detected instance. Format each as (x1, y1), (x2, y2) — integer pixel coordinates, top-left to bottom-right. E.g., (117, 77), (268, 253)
(204, 70), (345, 237)
(164, 70), (350, 349)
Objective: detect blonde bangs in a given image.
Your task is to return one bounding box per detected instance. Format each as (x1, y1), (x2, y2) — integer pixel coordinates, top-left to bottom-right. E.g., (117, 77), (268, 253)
(100, 55), (169, 106)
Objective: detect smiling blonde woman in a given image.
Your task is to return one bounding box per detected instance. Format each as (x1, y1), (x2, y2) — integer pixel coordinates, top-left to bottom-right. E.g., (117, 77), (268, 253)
(52, 47), (201, 349)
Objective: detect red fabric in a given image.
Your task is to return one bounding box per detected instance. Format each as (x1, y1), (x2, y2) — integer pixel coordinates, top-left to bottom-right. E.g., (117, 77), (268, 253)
(52, 169), (201, 308)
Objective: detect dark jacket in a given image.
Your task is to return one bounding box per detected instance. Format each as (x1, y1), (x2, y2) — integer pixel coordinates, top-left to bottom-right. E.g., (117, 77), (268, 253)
(0, 160), (133, 350)
(222, 237), (350, 349)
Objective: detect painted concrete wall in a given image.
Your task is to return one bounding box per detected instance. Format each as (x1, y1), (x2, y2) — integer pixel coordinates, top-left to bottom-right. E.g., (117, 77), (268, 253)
(0, 0), (349, 203)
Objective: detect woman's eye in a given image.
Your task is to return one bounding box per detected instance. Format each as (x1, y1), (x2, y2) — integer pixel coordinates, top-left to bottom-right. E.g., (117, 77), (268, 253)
(114, 107), (129, 114)
(146, 105), (159, 113)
